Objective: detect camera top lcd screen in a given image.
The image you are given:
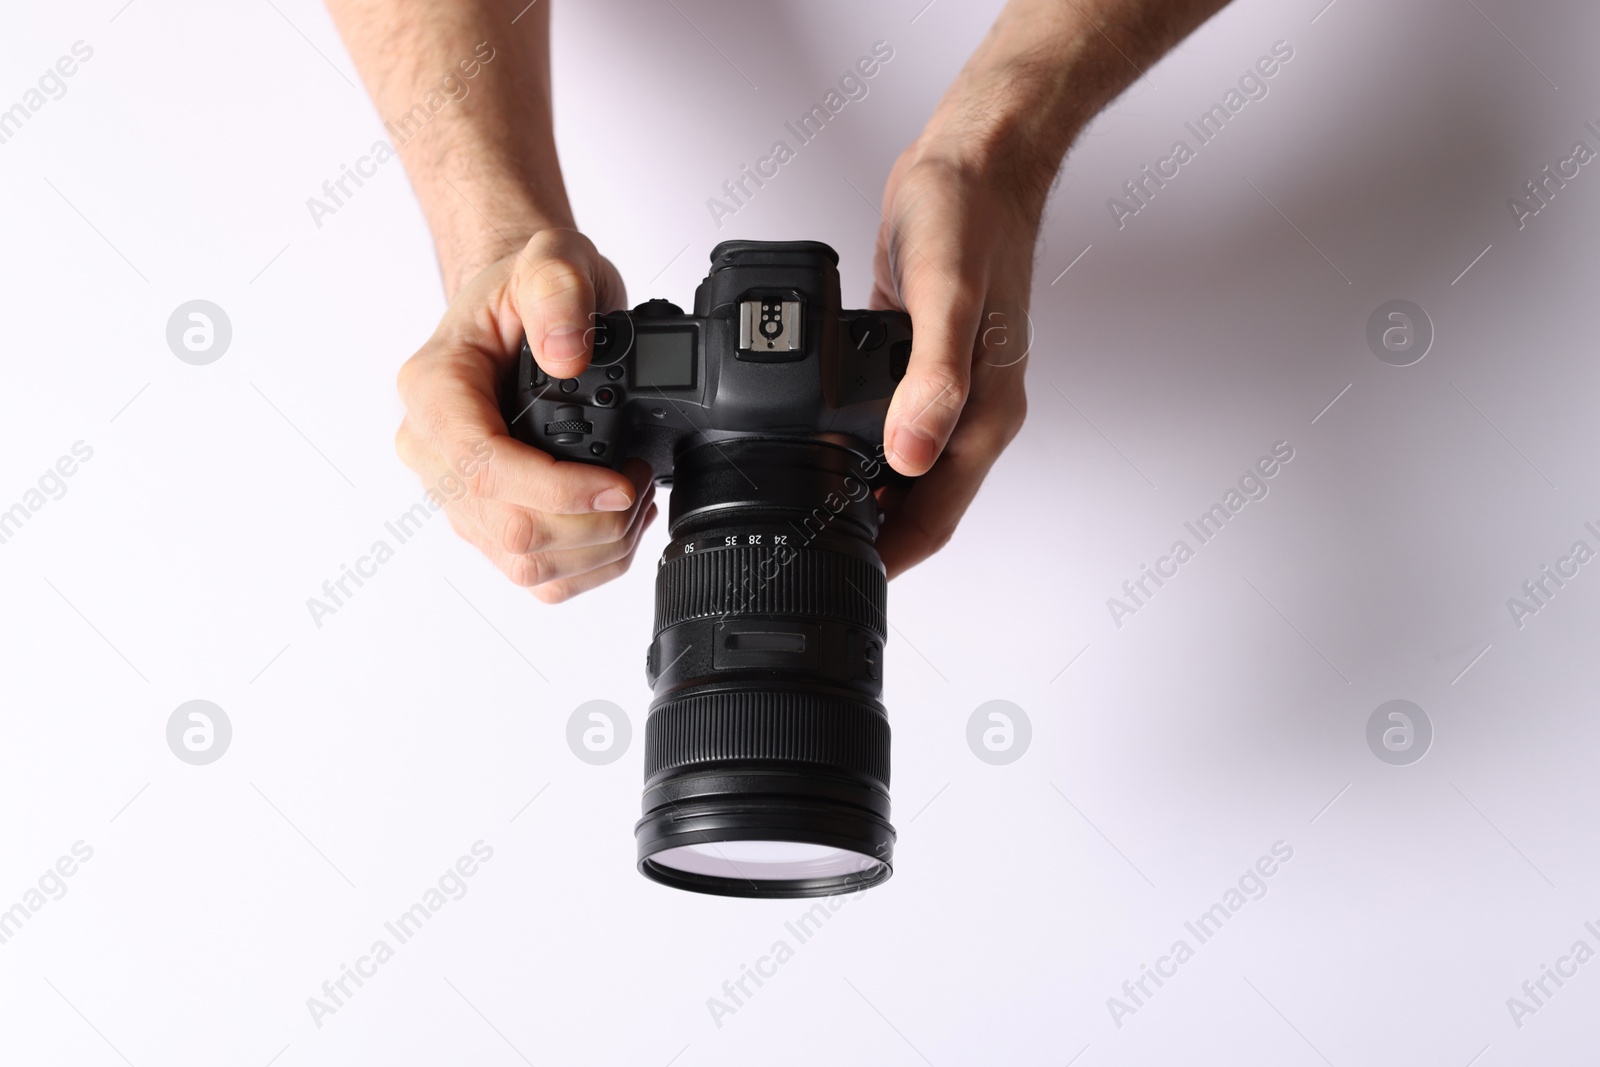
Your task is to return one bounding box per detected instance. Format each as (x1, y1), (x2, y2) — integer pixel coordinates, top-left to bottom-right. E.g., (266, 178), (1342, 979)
(632, 329), (696, 389)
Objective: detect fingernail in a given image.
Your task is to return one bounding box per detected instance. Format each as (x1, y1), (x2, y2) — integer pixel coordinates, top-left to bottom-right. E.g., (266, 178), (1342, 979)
(543, 326), (585, 365)
(593, 488), (632, 511)
(891, 426), (937, 471)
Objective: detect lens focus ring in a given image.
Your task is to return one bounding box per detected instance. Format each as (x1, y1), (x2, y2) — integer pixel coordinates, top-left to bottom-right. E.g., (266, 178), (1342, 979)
(645, 689), (890, 786)
(654, 544), (886, 638)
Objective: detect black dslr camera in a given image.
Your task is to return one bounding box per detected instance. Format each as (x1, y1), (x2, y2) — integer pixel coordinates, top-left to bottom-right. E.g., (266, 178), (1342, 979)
(507, 240), (911, 898)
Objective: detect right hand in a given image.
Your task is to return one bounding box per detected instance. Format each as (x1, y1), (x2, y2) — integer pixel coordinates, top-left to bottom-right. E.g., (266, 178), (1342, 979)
(395, 229), (658, 603)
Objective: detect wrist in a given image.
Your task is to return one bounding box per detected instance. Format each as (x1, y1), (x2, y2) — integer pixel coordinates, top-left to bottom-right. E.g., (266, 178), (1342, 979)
(913, 1), (1147, 215)
(418, 160), (574, 298)
(435, 205), (572, 299)
(910, 97), (1076, 229)
(916, 73), (1085, 223)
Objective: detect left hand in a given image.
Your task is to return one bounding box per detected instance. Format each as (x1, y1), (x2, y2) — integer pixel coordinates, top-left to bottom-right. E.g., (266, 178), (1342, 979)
(871, 132), (1044, 577)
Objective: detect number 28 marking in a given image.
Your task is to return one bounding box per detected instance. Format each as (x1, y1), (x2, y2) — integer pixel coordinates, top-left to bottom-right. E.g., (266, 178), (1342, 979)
(698, 534), (784, 551)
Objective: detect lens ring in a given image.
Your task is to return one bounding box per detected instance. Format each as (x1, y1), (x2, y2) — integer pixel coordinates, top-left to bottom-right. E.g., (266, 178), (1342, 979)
(653, 541), (886, 637)
(637, 793), (895, 898)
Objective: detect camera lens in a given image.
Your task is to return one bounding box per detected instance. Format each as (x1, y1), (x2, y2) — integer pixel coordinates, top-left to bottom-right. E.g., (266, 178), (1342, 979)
(648, 841), (882, 882)
(635, 439), (895, 898)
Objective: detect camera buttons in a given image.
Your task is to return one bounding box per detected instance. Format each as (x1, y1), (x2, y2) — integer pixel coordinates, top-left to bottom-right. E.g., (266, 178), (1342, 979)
(546, 404), (592, 445)
(849, 315), (887, 352)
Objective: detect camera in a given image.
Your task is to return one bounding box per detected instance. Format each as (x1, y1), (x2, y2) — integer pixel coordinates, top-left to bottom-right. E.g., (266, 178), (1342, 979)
(507, 240), (912, 898)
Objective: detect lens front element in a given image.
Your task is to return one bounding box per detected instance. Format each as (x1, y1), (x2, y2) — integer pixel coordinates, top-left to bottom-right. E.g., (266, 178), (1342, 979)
(648, 840), (885, 882)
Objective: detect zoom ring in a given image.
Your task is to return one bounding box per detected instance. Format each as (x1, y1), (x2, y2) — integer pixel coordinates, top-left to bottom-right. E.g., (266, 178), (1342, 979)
(645, 690), (890, 786)
(654, 545), (886, 637)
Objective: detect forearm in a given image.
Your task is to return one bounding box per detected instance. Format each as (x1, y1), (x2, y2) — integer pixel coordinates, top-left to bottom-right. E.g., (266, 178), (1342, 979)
(326, 0), (573, 296)
(926, 0), (1230, 214)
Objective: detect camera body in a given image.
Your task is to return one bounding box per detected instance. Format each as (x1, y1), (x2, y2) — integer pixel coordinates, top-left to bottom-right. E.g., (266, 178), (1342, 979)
(507, 240), (912, 898)
(508, 240), (912, 482)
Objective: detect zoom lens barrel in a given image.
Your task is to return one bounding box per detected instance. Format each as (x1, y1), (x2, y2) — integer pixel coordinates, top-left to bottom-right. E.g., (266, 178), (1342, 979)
(635, 439), (896, 897)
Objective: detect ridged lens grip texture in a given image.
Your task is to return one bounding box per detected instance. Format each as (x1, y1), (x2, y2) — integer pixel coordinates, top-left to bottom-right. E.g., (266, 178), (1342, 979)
(653, 544), (887, 638)
(645, 690), (890, 786)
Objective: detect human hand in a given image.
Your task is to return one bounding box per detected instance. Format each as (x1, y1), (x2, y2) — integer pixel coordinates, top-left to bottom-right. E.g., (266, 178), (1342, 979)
(395, 229), (659, 602)
(866, 0), (1235, 576)
(871, 138), (1042, 577)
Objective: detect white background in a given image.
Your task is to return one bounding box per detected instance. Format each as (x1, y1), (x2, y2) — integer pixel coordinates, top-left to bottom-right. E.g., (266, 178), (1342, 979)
(2, 0), (1598, 1063)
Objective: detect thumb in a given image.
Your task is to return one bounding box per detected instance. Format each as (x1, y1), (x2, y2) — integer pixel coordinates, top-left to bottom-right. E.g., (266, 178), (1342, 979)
(883, 265), (984, 476)
(512, 229), (608, 380)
